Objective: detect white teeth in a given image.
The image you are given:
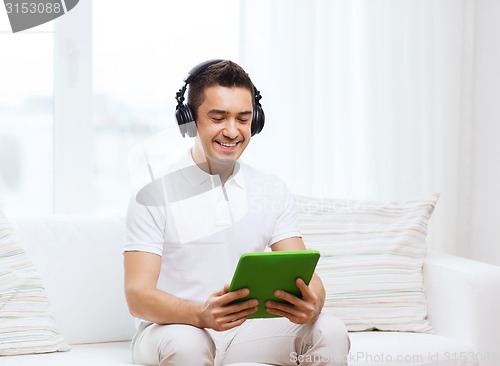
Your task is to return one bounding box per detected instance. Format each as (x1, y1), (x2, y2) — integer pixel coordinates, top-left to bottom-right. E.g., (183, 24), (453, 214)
(219, 142), (236, 147)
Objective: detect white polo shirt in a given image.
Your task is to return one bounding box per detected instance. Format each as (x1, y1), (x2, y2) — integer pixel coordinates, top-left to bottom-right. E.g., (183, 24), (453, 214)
(124, 150), (301, 303)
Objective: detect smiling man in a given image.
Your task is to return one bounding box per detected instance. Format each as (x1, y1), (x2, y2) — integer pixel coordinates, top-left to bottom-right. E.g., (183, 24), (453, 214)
(123, 60), (350, 366)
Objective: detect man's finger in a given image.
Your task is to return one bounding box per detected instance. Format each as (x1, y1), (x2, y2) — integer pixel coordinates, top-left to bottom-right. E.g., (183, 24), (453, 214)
(296, 278), (314, 299)
(223, 287), (251, 302)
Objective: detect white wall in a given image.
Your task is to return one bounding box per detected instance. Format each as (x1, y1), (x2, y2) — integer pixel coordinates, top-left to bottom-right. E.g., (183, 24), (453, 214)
(471, 0), (500, 266)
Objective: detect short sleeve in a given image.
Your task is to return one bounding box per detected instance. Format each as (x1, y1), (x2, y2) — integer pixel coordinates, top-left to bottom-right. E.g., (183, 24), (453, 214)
(268, 181), (302, 246)
(124, 195), (165, 256)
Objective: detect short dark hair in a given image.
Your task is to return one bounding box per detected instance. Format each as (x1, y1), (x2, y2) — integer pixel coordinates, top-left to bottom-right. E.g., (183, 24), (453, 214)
(187, 60), (254, 118)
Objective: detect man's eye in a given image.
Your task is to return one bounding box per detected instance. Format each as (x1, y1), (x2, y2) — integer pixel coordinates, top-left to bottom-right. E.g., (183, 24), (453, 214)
(213, 117), (224, 122)
(238, 118), (249, 123)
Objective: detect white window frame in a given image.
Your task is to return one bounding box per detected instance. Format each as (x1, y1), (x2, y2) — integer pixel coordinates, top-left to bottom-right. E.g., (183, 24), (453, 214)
(53, 1), (93, 213)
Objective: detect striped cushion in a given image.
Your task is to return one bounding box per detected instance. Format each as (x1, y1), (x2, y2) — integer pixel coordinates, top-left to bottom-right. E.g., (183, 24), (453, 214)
(294, 194), (439, 333)
(0, 210), (69, 356)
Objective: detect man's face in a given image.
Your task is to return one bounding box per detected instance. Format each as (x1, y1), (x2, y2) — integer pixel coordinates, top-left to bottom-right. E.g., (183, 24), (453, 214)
(193, 85), (253, 167)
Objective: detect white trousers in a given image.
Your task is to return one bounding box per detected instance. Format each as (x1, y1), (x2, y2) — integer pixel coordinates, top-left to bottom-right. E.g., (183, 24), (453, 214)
(131, 313), (350, 366)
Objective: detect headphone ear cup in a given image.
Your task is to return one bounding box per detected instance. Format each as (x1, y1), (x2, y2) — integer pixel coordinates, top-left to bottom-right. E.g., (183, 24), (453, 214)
(176, 104), (197, 138)
(251, 104), (265, 136)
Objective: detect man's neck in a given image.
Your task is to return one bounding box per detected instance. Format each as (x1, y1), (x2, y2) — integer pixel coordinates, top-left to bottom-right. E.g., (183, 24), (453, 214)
(190, 149), (234, 185)
(206, 159), (234, 185)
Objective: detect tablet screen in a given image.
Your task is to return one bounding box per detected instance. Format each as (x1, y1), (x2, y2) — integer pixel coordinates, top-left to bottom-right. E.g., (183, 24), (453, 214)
(228, 250), (320, 318)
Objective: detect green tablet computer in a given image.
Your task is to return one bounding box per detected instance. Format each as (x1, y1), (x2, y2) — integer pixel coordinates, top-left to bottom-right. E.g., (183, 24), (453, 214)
(228, 250), (320, 319)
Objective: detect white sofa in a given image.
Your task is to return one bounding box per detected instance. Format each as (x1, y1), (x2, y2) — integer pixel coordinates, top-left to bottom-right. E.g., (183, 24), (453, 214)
(3, 215), (500, 366)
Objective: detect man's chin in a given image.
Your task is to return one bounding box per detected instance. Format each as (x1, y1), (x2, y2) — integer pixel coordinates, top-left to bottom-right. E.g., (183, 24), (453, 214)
(212, 148), (242, 163)
(212, 156), (239, 166)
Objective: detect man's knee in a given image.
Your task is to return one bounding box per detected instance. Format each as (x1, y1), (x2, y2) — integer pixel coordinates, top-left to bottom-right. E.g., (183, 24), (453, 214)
(153, 325), (216, 365)
(292, 314), (349, 365)
(314, 314), (350, 354)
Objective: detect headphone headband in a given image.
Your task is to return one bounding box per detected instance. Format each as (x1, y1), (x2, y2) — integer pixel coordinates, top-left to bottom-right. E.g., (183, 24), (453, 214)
(175, 60), (265, 138)
(185, 59), (223, 84)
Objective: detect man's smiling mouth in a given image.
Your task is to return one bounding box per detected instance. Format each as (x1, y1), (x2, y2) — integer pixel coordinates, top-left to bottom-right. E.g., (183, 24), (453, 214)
(216, 141), (238, 147)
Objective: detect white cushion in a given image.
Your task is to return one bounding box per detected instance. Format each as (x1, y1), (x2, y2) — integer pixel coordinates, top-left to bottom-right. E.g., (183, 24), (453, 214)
(349, 331), (477, 366)
(10, 215), (136, 344)
(295, 194), (439, 332)
(0, 211), (69, 356)
(0, 341), (133, 366)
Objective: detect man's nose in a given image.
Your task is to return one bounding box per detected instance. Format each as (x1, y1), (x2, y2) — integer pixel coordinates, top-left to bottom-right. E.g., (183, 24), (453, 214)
(222, 119), (238, 138)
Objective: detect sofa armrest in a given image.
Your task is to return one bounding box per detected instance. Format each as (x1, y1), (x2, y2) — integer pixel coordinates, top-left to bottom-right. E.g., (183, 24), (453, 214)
(423, 251), (500, 366)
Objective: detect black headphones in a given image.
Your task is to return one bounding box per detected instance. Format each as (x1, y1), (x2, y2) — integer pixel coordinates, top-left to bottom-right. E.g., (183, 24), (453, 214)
(175, 59), (265, 138)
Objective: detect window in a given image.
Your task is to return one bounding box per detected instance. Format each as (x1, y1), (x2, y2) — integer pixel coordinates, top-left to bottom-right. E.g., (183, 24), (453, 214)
(0, 14), (54, 214)
(0, 0), (240, 215)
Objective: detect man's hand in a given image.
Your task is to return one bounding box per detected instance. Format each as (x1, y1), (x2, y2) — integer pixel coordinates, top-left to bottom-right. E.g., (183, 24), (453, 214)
(264, 278), (322, 324)
(198, 284), (258, 331)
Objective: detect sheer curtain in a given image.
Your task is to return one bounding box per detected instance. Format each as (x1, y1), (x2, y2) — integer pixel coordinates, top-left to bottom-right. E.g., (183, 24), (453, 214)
(239, 0), (474, 255)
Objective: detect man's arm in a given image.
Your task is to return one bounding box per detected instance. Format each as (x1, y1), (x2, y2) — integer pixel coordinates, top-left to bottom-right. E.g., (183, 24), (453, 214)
(123, 251), (258, 330)
(265, 237), (326, 324)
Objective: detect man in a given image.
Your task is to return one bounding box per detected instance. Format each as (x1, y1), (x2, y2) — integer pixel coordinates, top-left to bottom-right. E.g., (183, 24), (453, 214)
(124, 60), (349, 365)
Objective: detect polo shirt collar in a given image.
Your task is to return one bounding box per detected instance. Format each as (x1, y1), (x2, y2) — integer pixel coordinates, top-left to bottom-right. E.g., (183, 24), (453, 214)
(177, 149), (245, 189)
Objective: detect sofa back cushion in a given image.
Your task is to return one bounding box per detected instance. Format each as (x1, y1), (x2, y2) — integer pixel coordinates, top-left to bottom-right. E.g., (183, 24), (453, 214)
(10, 216), (135, 345)
(295, 194), (438, 333)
